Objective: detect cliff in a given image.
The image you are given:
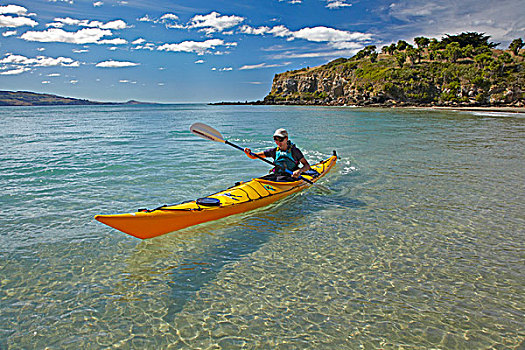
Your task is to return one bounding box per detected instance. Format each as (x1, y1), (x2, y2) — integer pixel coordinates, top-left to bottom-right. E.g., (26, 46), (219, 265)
(264, 45), (524, 107)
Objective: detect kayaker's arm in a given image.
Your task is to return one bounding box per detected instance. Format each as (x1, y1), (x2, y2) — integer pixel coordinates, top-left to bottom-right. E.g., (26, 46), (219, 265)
(244, 148), (265, 160)
(292, 157), (311, 178)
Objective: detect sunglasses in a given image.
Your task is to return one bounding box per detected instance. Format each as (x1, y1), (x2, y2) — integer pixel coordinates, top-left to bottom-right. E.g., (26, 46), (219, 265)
(273, 136), (285, 142)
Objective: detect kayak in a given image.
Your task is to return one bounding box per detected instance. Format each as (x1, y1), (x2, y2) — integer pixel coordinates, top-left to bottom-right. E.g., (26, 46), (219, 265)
(95, 151), (337, 239)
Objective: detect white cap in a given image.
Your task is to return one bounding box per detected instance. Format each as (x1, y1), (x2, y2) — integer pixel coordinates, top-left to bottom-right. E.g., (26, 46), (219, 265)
(273, 128), (288, 138)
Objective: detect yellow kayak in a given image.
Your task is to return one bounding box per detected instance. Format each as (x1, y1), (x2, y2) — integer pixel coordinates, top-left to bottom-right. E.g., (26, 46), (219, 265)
(95, 152), (337, 239)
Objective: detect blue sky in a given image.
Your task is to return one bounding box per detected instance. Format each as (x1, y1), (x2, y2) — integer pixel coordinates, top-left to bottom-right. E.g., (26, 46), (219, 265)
(1, 0), (524, 103)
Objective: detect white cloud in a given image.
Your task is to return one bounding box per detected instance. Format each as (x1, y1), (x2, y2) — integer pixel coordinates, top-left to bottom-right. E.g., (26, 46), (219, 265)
(0, 53), (80, 67)
(98, 38), (127, 45)
(268, 25), (294, 38)
(212, 67), (233, 71)
(137, 12), (185, 29)
(0, 66), (31, 75)
(239, 62), (291, 70)
(0, 5), (28, 15)
(138, 15), (153, 22)
(195, 59), (205, 64)
(388, 3), (445, 21)
(293, 26), (372, 42)
(49, 17), (129, 30)
(240, 24), (371, 49)
(2, 30), (17, 36)
(21, 28), (117, 44)
(70, 80), (78, 84)
(157, 39), (236, 55)
(142, 11), (244, 33)
(326, 0), (352, 9)
(0, 53), (78, 76)
(160, 13), (179, 21)
(239, 24), (293, 38)
(41, 80), (51, 84)
(72, 49), (89, 53)
(131, 38), (155, 50)
(239, 24), (370, 44)
(330, 41), (363, 50)
(188, 12), (244, 34)
(0, 15), (38, 28)
(93, 1), (103, 7)
(133, 42), (155, 50)
(119, 79), (136, 83)
(101, 20), (128, 30)
(239, 25), (270, 35)
(47, 73), (61, 77)
(96, 60), (140, 68)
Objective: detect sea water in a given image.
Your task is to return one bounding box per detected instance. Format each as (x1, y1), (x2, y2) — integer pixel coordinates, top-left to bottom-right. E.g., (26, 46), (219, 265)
(1, 104), (523, 349)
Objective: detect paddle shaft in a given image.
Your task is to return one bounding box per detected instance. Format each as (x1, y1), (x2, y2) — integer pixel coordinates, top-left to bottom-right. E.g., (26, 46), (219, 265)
(224, 140), (314, 184)
(225, 140), (274, 167)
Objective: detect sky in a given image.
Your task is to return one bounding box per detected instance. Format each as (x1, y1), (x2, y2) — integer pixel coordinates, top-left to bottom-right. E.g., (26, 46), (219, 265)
(1, 0), (524, 103)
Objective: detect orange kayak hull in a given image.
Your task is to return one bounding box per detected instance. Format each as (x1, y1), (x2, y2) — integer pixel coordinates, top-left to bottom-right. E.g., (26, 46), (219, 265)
(95, 154), (337, 239)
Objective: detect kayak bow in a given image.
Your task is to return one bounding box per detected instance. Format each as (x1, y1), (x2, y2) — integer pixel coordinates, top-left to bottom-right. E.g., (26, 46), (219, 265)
(95, 151), (337, 239)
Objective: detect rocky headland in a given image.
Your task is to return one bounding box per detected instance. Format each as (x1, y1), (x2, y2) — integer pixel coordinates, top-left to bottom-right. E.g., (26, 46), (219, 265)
(261, 33), (524, 108)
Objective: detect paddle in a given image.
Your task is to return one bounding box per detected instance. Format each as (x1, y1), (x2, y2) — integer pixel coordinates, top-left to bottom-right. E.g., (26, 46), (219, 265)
(190, 122), (315, 185)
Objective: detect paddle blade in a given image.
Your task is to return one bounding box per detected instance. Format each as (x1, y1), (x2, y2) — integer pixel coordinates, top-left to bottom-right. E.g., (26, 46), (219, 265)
(190, 123), (225, 143)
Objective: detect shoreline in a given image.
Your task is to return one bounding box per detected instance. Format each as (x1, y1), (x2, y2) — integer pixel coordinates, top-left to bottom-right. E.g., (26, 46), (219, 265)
(209, 101), (525, 113)
(419, 106), (525, 113)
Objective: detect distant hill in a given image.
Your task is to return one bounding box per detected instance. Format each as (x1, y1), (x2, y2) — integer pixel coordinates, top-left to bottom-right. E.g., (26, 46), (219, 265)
(0, 91), (152, 106)
(263, 33), (525, 107)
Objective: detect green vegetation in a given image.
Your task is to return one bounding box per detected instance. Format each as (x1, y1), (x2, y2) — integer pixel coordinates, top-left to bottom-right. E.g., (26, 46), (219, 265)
(265, 32), (524, 106)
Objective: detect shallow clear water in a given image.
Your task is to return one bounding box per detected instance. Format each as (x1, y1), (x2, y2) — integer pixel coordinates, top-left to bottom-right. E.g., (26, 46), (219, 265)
(1, 105), (523, 349)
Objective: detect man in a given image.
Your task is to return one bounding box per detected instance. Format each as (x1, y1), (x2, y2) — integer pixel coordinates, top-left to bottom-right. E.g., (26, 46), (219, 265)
(244, 128), (311, 180)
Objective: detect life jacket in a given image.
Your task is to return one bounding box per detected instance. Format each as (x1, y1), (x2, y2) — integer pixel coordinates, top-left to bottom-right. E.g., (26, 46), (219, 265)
(274, 142), (299, 174)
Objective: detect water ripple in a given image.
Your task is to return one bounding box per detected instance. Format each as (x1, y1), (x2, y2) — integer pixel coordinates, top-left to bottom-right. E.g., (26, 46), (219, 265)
(1, 105), (523, 349)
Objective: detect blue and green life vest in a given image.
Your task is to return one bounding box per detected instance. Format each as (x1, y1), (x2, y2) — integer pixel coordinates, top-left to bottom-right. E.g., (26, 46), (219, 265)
(274, 142), (299, 174)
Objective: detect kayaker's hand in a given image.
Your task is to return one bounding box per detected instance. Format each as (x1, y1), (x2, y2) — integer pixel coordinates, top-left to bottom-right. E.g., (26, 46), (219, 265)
(292, 169), (302, 178)
(244, 148), (257, 159)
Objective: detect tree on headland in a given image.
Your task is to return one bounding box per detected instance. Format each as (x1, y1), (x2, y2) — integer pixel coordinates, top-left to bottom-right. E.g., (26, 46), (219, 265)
(445, 42), (462, 63)
(370, 51), (378, 63)
(414, 37), (430, 50)
(428, 38), (440, 60)
(474, 52), (494, 69)
(509, 38), (524, 56)
(462, 44), (475, 59)
(377, 32), (506, 64)
(441, 32), (498, 49)
(395, 52), (407, 67)
(406, 47), (419, 65)
(396, 40), (410, 51)
(354, 45), (377, 63)
(387, 43), (397, 55)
